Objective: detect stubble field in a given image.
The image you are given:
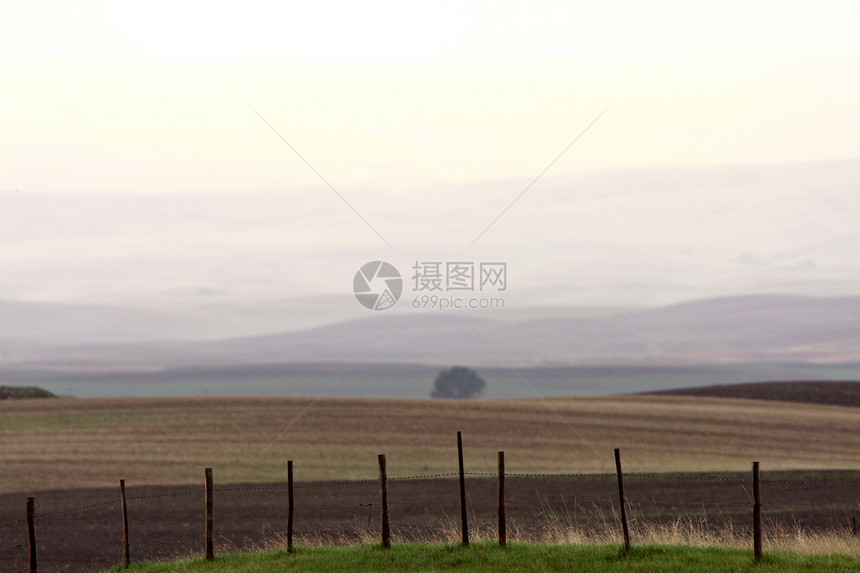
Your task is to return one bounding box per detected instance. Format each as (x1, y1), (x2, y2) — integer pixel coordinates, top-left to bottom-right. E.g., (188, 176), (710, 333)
(2, 393), (860, 492)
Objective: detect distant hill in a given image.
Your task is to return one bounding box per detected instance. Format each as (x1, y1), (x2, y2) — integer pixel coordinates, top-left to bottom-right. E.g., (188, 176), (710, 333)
(650, 380), (860, 408)
(139, 293), (860, 366)
(4, 294), (858, 369)
(2, 294), (859, 398)
(0, 385), (56, 399)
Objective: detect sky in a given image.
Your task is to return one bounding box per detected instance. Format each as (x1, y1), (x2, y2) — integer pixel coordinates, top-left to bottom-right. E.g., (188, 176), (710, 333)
(1, 1), (859, 323)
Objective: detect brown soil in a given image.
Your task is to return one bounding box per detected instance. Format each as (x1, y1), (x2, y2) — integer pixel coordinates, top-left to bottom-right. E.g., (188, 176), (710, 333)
(6, 394), (860, 497)
(651, 381), (860, 407)
(2, 471), (860, 573)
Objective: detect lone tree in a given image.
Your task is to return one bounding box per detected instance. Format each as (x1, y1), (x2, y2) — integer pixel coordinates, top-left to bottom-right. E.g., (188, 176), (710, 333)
(430, 366), (486, 399)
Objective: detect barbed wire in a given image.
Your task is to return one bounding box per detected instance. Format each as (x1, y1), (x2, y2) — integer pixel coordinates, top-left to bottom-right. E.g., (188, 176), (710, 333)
(214, 485), (288, 493)
(10, 469), (845, 529)
(127, 490), (200, 501)
(297, 502), (376, 511)
(390, 473), (461, 481)
(135, 536), (200, 549)
(294, 479), (378, 489)
(625, 473), (749, 483)
(0, 516), (26, 529)
(36, 526), (121, 544)
(126, 516), (198, 532)
(507, 498), (612, 506)
(215, 510), (282, 521)
(761, 479), (860, 488)
(764, 503), (860, 511)
(504, 472), (617, 479)
(627, 499), (749, 507)
(387, 497), (460, 506)
(39, 555), (115, 565)
(31, 498), (120, 520)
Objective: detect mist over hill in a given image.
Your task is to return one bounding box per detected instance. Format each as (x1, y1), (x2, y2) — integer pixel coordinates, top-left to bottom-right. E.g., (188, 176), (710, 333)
(1, 294), (858, 397)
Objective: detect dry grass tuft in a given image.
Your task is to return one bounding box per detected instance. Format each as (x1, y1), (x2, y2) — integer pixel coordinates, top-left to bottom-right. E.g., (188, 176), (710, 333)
(234, 506), (860, 558)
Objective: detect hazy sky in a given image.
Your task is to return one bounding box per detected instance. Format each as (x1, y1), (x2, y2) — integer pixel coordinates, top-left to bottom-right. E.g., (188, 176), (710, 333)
(1, 1), (859, 316)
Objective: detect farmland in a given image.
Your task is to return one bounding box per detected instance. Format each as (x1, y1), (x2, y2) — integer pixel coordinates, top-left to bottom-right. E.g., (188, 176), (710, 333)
(4, 389), (860, 571)
(3, 392), (860, 493)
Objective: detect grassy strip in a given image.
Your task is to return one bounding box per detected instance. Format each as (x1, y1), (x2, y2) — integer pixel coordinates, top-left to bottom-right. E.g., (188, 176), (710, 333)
(106, 542), (860, 573)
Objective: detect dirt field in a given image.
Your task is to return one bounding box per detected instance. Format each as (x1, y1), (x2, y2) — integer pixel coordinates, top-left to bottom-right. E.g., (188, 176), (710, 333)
(653, 380), (860, 407)
(3, 471), (860, 573)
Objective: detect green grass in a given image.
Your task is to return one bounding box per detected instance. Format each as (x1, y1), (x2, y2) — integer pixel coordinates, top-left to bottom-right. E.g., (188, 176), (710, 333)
(104, 542), (860, 573)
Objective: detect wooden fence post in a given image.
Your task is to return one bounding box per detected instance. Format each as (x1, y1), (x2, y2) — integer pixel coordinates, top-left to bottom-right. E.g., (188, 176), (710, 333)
(753, 461), (762, 562)
(614, 448), (630, 552)
(26, 497), (37, 573)
(457, 431), (469, 546)
(205, 467), (214, 561)
(287, 461), (294, 553)
(498, 451), (506, 547)
(378, 454), (391, 548)
(120, 480), (130, 567)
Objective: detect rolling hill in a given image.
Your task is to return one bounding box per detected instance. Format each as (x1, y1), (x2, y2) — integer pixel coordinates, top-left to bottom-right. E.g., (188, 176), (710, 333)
(1, 294), (858, 397)
(3, 391), (860, 493)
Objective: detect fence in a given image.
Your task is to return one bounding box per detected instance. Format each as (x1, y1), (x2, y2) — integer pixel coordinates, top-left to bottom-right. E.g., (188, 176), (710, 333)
(3, 433), (860, 573)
